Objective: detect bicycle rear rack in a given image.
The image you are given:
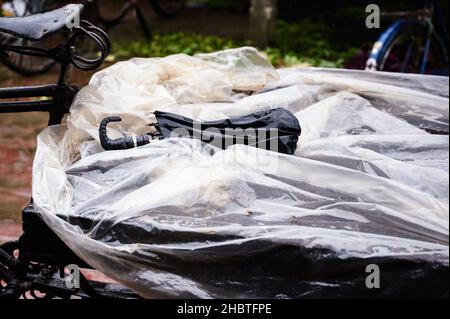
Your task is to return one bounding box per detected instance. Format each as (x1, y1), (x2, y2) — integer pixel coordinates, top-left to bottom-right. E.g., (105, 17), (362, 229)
(0, 84), (79, 125)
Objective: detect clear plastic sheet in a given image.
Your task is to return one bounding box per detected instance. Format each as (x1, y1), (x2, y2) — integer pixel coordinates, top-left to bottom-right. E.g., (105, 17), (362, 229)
(32, 47), (449, 298)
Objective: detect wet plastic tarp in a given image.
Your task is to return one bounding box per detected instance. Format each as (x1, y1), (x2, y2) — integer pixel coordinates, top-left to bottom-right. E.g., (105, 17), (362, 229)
(32, 47), (449, 298)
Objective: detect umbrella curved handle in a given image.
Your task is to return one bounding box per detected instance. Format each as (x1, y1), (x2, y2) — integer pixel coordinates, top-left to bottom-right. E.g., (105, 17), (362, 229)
(99, 116), (151, 151)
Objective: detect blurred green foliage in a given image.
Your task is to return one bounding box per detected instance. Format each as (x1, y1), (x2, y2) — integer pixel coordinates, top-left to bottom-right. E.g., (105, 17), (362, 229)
(112, 19), (359, 68)
(266, 19), (359, 67)
(113, 32), (238, 59)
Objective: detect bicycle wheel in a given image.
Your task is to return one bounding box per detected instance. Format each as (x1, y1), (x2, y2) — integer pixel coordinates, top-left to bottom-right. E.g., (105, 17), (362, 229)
(367, 20), (449, 75)
(0, 241), (19, 298)
(149, 0), (186, 19)
(0, 0), (63, 76)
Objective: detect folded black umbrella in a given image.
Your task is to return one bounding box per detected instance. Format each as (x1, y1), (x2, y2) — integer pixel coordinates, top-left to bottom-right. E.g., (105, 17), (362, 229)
(99, 107), (301, 154)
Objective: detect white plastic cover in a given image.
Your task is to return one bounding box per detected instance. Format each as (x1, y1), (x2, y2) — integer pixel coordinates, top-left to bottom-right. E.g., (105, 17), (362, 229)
(32, 47), (449, 298)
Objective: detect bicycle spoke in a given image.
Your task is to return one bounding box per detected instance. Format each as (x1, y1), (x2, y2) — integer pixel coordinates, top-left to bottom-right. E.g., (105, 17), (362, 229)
(420, 36), (432, 74)
(401, 38), (415, 73)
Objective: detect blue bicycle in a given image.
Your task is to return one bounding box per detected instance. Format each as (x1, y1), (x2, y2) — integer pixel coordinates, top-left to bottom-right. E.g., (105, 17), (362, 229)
(366, 0), (448, 75)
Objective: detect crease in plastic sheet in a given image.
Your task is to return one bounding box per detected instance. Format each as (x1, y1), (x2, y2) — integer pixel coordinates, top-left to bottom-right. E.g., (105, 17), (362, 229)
(32, 47), (449, 298)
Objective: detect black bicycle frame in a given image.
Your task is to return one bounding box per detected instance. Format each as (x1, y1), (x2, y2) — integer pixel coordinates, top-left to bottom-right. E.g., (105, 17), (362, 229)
(0, 18), (110, 125)
(0, 83), (78, 125)
(0, 41), (78, 125)
(0, 15), (131, 298)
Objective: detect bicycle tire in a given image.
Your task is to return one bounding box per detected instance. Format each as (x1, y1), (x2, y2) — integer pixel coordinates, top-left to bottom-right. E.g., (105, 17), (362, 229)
(0, 0), (60, 76)
(367, 20), (449, 75)
(149, 0), (186, 19)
